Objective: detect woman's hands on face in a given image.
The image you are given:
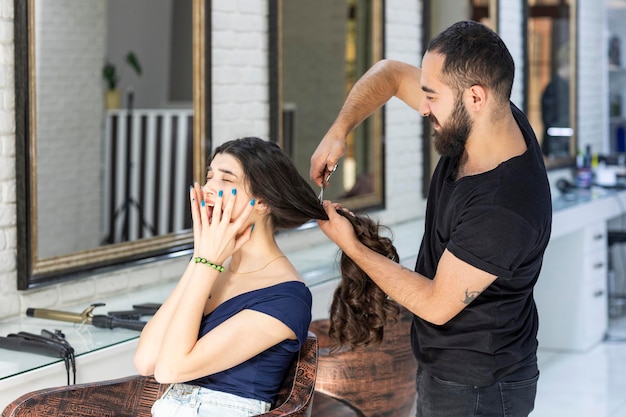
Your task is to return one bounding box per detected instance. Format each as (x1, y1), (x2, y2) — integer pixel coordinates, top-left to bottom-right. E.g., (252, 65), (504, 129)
(190, 183), (255, 265)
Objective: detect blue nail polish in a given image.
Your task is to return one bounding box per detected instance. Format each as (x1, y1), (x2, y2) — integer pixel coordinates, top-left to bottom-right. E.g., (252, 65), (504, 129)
(232, 188), (237, 195)
(218, 190), (223, 198)
(250, 198), (256, 206)
(201, 200), (205, 207)
(251, 224), (255, 232)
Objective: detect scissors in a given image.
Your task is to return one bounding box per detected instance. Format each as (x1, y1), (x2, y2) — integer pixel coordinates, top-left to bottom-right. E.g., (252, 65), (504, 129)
(318, 164), (338, 203)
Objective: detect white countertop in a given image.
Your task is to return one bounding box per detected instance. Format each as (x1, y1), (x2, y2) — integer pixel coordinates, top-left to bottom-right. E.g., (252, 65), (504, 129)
(550, 186), (626, 238)
(0, 283), (175, 381)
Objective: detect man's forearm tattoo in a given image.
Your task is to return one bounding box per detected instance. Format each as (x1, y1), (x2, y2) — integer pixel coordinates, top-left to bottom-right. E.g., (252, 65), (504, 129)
(463, 288), (482, 305)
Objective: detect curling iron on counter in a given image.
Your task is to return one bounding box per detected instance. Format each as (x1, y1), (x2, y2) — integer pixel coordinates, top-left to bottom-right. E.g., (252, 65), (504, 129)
(26, 303), (147, 331)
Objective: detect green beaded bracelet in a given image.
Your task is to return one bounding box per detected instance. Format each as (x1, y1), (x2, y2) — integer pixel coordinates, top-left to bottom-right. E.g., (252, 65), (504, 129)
(193, 257), (225, 273)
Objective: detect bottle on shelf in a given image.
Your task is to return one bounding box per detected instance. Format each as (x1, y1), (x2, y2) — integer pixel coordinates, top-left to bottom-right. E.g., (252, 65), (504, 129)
(576, 145), (592, 189)
(617, 125), (626, 153)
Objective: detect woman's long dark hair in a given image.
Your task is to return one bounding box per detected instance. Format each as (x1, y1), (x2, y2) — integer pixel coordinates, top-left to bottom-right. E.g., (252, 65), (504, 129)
(331, 217), (400, 349)
(213, 137), (400, 349)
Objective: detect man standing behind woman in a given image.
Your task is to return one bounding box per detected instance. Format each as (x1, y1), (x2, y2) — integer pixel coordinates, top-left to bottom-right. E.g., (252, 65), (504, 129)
(311, 21), (552, 417)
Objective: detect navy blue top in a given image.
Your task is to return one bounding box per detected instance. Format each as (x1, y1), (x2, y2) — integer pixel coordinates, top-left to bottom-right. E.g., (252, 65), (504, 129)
(412, 103), (552, 386)
(187, 281), (312, 404)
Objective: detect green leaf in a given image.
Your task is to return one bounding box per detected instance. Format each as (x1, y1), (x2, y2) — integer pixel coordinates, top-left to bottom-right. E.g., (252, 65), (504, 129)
(125, 52), (142, 76)
(102, 63), (118, 90)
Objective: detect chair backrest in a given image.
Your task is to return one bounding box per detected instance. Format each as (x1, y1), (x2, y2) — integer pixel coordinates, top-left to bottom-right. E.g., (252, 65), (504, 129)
(259, 332), (318, 416)
(2, 334), (318, 417)
(308, 306), (417, 417)
(1, 374), (167, 417)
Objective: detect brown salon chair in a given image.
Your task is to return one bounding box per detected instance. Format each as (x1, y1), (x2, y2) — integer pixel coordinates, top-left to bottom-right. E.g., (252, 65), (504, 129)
(2, 333), (318, 417)
(309, 307), (417, 417)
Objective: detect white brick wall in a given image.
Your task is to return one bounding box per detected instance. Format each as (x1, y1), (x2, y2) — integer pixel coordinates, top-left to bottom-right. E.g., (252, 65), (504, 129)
(0, 0), (17, 319)
(498, 0), (525, 108)
(211, 0), (270, 145)
(579, 0), (608, 155)
(377, 0), (426, 225)
(0, 0), (612, 321)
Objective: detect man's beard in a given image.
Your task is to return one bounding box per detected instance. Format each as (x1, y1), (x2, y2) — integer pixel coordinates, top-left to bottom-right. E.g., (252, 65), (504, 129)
(431, 98), (473, 158)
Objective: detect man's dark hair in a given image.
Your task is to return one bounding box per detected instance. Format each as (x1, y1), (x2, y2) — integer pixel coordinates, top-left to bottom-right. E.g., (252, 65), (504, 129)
(427, 20), (515, 105)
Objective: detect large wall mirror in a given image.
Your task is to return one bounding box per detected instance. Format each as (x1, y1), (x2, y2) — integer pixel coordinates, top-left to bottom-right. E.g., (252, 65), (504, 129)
(525, 0), (577, 169)
(269, 0), (384, 209)
(15, 0), (210, 289)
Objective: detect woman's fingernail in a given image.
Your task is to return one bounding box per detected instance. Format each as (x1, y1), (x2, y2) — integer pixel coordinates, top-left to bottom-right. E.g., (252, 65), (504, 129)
(232, 188), (237, 195)
(218, 190), (223, 198)
(251, 224), (255, 232)
(250, 198), (256, 206)
(201, 200), (205, 207)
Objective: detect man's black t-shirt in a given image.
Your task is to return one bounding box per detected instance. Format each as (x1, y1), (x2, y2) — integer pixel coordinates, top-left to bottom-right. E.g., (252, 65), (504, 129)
(412, 103), (552, 386)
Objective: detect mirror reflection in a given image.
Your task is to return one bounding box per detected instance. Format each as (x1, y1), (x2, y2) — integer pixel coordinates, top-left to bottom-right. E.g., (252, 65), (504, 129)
(274, 0), (384, 209)
(526, 0), (577, 167)
(17, 0), (207, 289)
(34, 0), (193, 260)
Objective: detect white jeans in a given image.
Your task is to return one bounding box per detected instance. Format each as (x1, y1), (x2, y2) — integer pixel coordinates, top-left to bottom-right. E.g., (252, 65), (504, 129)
(151, 383), (272, 417)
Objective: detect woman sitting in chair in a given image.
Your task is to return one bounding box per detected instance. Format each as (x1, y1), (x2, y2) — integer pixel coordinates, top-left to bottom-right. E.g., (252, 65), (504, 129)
(134, 137), (399, 417)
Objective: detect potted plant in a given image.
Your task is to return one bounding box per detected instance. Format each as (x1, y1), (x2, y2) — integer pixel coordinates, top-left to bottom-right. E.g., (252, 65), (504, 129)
(103, 51), (142, 109)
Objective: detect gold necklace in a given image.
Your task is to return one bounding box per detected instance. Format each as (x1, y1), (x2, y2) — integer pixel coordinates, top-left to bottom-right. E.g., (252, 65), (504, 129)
(229, 255), (287, 275)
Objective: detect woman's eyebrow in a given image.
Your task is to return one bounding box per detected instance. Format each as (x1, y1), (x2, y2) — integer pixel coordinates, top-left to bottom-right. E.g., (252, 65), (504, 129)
(422, 85), (437, 94)
(220, 168), (238, 177)
(207, 166), (239, 178)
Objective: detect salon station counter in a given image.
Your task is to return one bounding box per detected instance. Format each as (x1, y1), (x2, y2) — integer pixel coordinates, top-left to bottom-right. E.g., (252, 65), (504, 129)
(2, 185), (626, 409)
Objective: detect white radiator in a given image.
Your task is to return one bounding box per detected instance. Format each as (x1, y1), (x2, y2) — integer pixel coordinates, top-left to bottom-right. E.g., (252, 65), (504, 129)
(102, 109), (194, 244)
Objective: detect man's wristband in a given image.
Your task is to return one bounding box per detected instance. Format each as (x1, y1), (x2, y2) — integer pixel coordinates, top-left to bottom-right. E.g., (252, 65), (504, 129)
(193, 257), (225, 273)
